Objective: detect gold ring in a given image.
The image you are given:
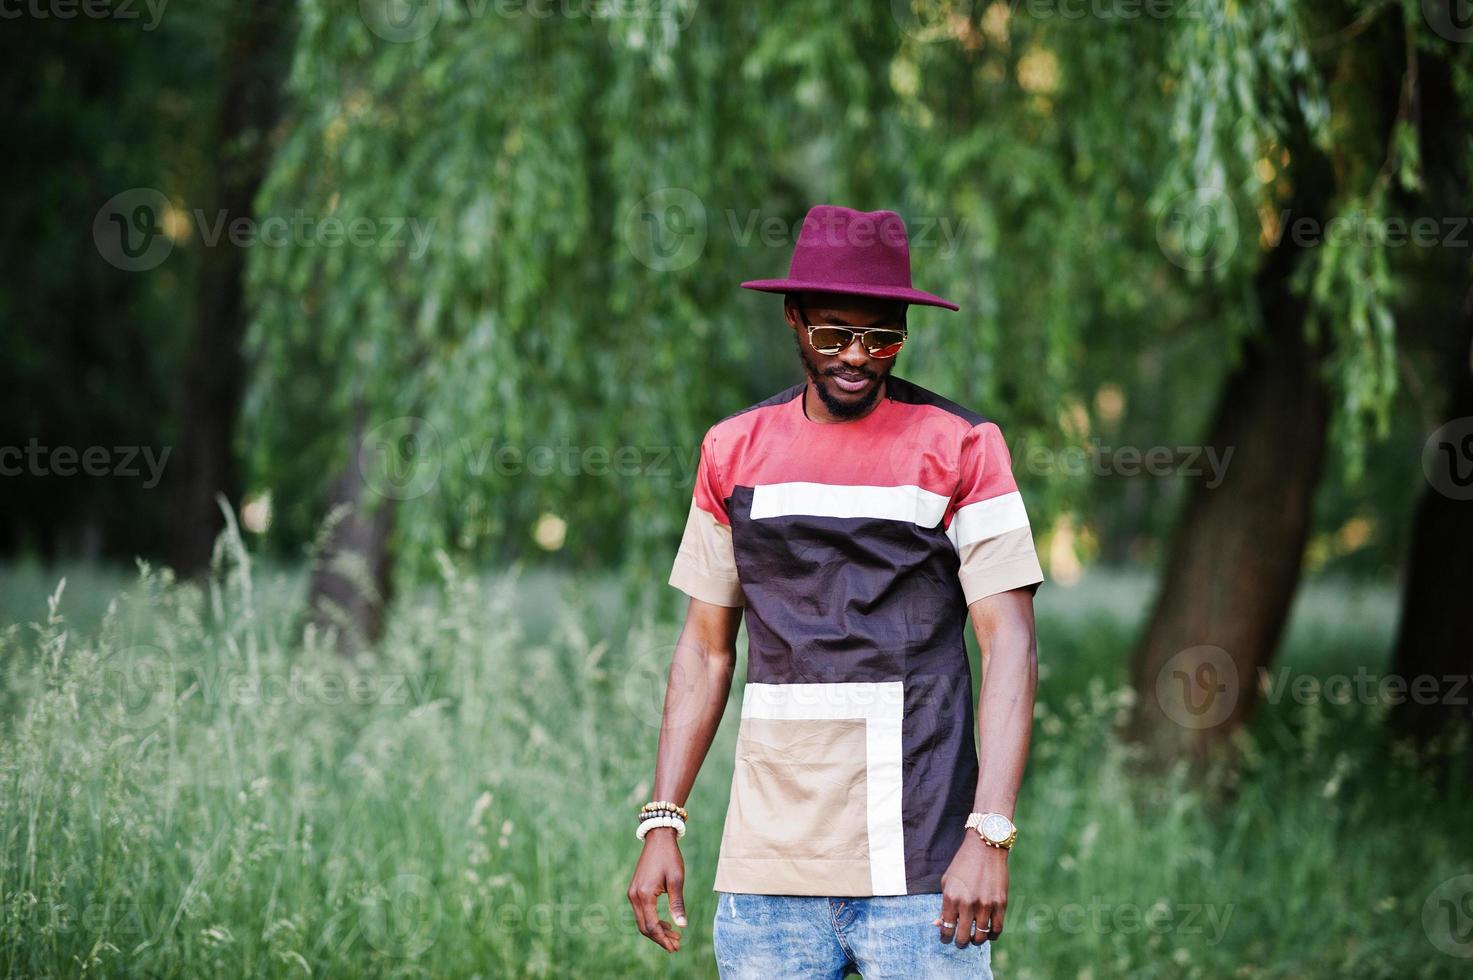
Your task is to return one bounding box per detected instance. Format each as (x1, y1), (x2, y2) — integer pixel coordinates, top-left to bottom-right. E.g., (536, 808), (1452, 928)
(941, 921), (956, 929)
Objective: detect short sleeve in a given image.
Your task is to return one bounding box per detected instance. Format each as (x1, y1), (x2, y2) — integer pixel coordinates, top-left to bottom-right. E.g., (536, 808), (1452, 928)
(668, 431), (745, 607)
(945, 422), (1045, 605)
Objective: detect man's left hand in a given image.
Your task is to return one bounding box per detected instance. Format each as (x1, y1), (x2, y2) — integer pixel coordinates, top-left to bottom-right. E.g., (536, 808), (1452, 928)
(934, 833), (1008, 947)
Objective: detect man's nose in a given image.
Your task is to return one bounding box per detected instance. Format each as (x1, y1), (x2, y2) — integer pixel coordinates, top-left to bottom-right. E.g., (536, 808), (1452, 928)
(837, 336), (870, 365)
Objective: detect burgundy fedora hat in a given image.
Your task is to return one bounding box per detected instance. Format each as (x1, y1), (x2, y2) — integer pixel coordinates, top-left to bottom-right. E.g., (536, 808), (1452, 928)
(741, 204), (959, 311)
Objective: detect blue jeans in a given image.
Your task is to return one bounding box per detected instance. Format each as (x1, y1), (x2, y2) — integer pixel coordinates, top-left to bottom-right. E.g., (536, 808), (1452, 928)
(712, 892), (993, 979)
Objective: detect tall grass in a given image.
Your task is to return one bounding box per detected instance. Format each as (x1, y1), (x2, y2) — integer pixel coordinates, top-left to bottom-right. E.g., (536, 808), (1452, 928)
(0, 541), (1468, 978)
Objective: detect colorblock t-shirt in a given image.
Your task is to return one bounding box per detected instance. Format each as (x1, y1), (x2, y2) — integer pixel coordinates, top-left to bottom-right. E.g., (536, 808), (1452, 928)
(668, 375), (1045, 897)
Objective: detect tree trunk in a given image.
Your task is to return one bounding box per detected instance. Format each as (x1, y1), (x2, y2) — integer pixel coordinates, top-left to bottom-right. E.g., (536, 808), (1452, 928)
(169, 0), (292, 576)
(1128, 229), (1332, 753)
(1388, 300), (1473, 742)
(1384, 15), (1473, 745)
(305, 410), (397, 654)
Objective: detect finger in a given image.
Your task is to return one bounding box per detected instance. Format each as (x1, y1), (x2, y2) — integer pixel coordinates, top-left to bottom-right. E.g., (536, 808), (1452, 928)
(667, 874), (689, 929)
(989, 901), (1006, 940)
(657, 918), (683, 951)
(954, 904), (978, 949)
(627, 891), (646, 936)
(628, 892), (656, 946)
(971, 903), (993, 945)
(935, 894), (960, 943)
(638, 891), (675, 951)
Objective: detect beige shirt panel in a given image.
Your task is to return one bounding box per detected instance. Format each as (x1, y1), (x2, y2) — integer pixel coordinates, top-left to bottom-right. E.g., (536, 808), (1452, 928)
(668, 498), (745, 607)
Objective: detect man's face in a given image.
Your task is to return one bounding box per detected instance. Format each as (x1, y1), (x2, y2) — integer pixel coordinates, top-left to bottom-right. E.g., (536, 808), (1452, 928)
(786, 291), (908, 419)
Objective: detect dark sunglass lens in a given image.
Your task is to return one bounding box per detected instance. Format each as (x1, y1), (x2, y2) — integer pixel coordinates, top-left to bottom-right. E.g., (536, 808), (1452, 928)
(865, 332), (906, 357)
(809, 327), (852, 353)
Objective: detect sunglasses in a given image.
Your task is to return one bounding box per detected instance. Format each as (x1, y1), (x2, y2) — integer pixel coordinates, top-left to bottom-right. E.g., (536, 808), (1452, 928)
(797, 300), (908, 358)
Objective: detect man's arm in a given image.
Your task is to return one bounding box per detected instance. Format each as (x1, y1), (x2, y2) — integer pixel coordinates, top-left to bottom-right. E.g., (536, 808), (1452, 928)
(935, 586), (1038, 948)
(627, 596), (743, 953)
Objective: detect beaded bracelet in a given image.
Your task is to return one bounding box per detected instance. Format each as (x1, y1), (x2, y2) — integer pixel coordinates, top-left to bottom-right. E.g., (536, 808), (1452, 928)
(636, 814), (686, 840)
(640, 800), (689, 821)
(638, 807), (679, 819)
(637, 810), (684, 828)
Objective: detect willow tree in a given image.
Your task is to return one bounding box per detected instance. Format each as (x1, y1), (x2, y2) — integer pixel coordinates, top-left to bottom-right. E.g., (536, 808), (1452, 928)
(1128, 2), (1473, 750)
(248, 0), (1465, 706)
(246, 1), (911, 645)
(883, 0), (1470, 751)
(883, 2), (1340, 752)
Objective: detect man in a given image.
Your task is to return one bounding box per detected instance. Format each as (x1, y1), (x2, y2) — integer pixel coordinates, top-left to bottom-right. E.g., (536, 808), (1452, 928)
(627, 205), (1043, 978)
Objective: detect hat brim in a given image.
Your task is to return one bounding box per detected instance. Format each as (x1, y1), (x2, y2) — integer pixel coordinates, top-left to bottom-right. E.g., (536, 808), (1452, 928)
(740, 278), (959, 312)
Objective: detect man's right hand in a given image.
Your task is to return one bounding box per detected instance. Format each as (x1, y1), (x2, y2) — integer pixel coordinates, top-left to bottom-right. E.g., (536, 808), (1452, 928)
(627, 828), (687, 952)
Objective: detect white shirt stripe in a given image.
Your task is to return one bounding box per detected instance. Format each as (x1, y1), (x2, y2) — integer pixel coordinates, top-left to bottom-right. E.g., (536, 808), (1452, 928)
(945, 491), (1030, 549)
(749, 482), (950, 527)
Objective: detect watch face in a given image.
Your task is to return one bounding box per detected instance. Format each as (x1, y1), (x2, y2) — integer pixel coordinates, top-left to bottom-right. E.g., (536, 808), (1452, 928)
(981, 814), (1013, 842)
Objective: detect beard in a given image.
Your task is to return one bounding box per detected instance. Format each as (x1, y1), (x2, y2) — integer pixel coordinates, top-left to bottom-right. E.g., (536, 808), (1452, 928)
(794, 333), (884, 420)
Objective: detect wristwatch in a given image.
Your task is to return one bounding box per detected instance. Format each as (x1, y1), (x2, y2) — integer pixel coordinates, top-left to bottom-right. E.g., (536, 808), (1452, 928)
(965, 811), (1017, 850)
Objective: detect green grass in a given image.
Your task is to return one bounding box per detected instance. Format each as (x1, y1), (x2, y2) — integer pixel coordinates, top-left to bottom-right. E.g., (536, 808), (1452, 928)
(0, 547), (1468, 978)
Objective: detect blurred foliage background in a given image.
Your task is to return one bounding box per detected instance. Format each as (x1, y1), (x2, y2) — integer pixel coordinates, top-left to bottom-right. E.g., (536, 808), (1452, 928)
(5, 0), (1470, 731)
(2, 0), (1473, 975)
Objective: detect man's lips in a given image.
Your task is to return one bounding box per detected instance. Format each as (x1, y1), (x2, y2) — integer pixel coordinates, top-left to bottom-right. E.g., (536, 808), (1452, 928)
(828, 371), (874, 393)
